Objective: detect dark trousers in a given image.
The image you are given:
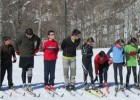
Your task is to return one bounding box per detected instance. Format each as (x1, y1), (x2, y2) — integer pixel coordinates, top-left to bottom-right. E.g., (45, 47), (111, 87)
(22, 66), (33, 84)
(138, 66), (140, 83)
(126, 67), (137, 84)
(1, 63), (13, 87)
(99, 61), (109, 83)
(44, 60), (56, 86)
(82, 57), (94, 85)
(113, 63), (123, 85)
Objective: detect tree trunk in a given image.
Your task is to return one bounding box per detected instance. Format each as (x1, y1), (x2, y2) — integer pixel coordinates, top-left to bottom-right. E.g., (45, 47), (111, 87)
(0, 0), (2, 44)
(38, 0), (43, 38)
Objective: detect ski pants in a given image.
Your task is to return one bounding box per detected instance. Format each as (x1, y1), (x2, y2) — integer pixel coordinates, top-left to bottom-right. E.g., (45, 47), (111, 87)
(82, 57), (94, 85)
(113, 63), (123, 85)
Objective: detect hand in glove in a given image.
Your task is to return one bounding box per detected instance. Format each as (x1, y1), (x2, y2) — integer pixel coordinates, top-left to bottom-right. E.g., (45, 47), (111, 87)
(13, 57), (17, 63)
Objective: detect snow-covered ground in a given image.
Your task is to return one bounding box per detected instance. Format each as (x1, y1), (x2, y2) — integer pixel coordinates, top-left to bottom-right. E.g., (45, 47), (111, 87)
(1, 48), (140, 100)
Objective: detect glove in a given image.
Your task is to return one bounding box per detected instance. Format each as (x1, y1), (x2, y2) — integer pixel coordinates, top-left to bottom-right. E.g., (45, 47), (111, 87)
(13, 57), (17, 63)
(16, 51), (20, 55)
(34, 49), (39, 54)
(108, 60), (113, 65)
(129, 52), (136, 56)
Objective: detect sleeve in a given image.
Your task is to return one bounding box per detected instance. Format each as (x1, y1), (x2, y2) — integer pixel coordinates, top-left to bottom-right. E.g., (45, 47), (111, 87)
(81, 45), (87, 56)
(35, 35), (41, 50)
(107, 46), (113, 58)
(75, 38), (81, 47)
(61, 39), (66, 50)
(42, 41), (47, 52)
(105, 54), (110, 61)
(12, 45), (16, 58)
(14, 35), (22, 51)
(94, 56), (99, 75)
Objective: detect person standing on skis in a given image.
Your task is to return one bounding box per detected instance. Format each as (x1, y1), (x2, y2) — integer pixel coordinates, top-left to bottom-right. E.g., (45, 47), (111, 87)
(0, 36), (16, 89)
(81, 37), (95, 90)
(124, 37), (139, 89)
(15, 28), (40, 91)
(42, 30), (59, 91)
(107, 39), (125, 91)
(61, 29), (81, 91)
(94, 51), (112, 88)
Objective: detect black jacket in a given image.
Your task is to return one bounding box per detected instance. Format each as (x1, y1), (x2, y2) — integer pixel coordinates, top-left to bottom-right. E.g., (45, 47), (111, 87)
(61, 36), (81, 57)
(1, 44), (16, 65)
(81, 44), (93, 58)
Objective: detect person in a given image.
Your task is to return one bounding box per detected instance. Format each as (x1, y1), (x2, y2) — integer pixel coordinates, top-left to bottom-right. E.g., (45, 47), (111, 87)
(0, 36), (16, 89)
(61, 29), (81, 91)
(107, 39), (125, 91)
(124, 37), (139, 89)
(15, 28), (41, 91)
(81, 37), (95, 90)
(42, 30), (59, 91)
(94, 51), (112, 88)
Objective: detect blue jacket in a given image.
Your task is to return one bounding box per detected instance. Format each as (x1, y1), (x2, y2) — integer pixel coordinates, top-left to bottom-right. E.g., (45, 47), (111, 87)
(107, 45), (124, 63)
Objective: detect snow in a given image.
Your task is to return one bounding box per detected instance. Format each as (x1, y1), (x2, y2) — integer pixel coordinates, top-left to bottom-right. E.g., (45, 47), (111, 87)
(1, 48), (140, 100)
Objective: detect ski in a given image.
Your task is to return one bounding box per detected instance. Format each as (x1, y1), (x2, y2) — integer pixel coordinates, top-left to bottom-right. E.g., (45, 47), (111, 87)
(126, 89), (140, 95)
(82, 89), (102, 98)
(121, 90), (129, 97)
(44, 89), (55, 97)
(66, 90), (76, 96)
(23, 89), (40, 97)
(98, 89), (107, 97)
(73, 90), (83, 96)
(114, 89), (129, 97)
(2, 91), (12, 97)
(50, 90), (64, 97)
(10, 88), (23, 95)
(105, 87), (110, 94)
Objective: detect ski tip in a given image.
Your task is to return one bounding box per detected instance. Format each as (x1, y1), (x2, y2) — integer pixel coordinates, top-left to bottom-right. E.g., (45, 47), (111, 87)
(38, 93), (41, 97)
(0, 96), (4, 99)
(23, 92), (25, 96)
(9, 92), (12, 97)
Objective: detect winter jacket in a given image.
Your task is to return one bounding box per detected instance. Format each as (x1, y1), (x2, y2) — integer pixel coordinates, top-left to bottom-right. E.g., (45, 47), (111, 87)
(61, 36), (81, 57)
(81, 44), (93, 58)
(94, 54), (110, 75)
(15, 34), (41, 57)
(124, 44), (138, 67)
(1, 44), (16, 65)
(42, 39), (59, 60)
(107, 44), (124, 63)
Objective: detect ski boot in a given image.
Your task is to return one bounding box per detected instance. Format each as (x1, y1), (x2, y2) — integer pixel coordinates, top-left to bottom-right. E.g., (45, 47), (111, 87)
(65, 85), (70, 91)
(91, 84), (96, 90)
(84, 84), (89, 90)
(50, 85), (54, 91)
(70, 85), (76, 91)
(45, 85), (50, 91)
(120, 85), (124, 91)
(115, 85), (119, 92)
(22, 84), (28, 91)
(27, 83), (33, 91)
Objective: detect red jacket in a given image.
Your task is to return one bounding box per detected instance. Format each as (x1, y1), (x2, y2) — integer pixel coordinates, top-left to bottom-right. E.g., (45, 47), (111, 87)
(94, 54), (111, 75)
(42, 39), (59, 60)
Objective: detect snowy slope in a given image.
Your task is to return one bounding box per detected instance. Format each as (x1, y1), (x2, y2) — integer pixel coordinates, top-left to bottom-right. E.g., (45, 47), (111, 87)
(1, 48), (140, 100)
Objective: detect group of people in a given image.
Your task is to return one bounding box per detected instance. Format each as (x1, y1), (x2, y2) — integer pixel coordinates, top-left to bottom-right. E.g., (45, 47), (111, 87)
(1, 28), (140, 93)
